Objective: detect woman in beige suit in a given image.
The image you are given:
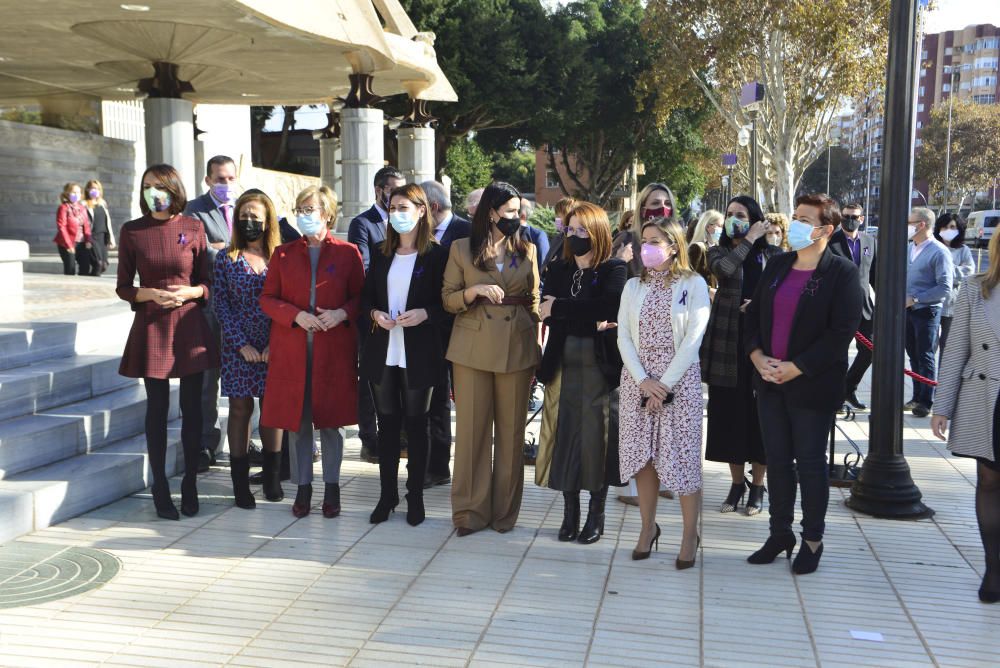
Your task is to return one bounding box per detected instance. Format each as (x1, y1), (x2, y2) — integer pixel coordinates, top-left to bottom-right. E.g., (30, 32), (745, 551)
(442, 182), (541, 535)
(932, 232), (1000, 603)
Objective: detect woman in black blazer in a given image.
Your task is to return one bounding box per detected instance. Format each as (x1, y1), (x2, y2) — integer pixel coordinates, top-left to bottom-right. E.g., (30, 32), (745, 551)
(360, 184), (448, 527)
(536, 202), (627, 545)
(744, 193), (862, 575)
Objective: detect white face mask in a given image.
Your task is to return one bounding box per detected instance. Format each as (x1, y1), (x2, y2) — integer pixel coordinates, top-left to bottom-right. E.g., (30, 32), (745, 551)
(940, 229), (959, 242)
(907, 224), (918, 240)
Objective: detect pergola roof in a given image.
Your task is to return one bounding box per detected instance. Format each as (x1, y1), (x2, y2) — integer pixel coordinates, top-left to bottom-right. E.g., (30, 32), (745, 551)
(0, 0), (456, 106)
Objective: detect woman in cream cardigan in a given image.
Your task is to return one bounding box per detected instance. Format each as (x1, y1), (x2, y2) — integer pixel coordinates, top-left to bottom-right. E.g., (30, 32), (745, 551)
(617, 218), (710, 568)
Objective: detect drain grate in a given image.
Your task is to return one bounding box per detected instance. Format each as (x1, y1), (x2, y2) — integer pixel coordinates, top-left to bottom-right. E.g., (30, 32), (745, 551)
(0, 542), (120, 609)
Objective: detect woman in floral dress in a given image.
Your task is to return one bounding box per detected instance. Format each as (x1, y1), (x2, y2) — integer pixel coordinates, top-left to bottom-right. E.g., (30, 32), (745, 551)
(617, 218), (710, 568)
(214, 191), (285, 508)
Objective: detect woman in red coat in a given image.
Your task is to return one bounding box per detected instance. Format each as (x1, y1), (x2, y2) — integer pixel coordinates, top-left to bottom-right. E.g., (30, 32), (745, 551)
(261, 185), (364, 519)
(53, 182), (92, 276)
(117, 164), (218, 521)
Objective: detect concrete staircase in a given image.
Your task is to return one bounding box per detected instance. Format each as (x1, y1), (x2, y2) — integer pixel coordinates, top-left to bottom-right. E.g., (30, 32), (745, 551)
(0, 304), (181, 543)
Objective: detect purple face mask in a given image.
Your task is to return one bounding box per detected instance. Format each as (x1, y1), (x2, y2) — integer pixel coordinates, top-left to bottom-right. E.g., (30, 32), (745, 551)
(87, 188), (99, 199)
(640, 243), (670, 269)
(211, 182), (237, 204)
(68, 192), (80, 203)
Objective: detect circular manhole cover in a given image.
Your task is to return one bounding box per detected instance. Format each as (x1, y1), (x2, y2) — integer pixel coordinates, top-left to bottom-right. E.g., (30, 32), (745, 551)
(0, 542), (120, 609)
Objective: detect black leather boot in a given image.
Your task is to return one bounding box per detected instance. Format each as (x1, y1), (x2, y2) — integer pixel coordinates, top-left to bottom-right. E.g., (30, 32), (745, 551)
(558, 492), (581, 542)
(230, 456), (256, 509)
(261, 450), (284, 502)
(180, 442), (200, 517)
(578, 485), (608, 544)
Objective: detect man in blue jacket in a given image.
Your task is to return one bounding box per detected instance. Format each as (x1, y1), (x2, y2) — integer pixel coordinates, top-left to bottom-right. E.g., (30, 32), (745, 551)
(905, 207), (953, 417)
(518, 198), (550, 277)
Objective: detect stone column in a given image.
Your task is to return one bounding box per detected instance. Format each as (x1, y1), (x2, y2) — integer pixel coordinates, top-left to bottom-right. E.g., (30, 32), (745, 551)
(340, 107), (384, 228)
(319, 136), (343, 228)
(143, 97), (196, 201)
(398, 126), (435, 184)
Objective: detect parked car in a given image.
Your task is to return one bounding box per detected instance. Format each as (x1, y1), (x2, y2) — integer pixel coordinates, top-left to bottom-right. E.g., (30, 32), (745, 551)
(965, 209), (999, 248)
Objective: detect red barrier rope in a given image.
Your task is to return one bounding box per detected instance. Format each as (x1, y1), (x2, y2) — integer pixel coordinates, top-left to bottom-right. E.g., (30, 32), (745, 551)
(854, 331), (937, 386)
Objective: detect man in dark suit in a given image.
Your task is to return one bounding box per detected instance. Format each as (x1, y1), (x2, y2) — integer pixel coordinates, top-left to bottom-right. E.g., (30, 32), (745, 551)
(420, 180), (472, 487)
(183, 155), (239, 470)
(829, 202), (877, 410)
(517, 198), (550, 277)
(349, 166), (406, 463)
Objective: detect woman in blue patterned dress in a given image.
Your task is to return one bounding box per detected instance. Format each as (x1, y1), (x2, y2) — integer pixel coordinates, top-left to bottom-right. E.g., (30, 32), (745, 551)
(214, 191), (284, 508)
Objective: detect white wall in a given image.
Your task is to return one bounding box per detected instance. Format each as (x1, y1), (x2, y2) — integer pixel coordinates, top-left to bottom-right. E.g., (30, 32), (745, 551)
(194, 105), (253, 196)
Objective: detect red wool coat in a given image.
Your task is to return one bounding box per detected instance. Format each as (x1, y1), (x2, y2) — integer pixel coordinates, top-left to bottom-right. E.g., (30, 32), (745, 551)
(260, 234), (364, 431)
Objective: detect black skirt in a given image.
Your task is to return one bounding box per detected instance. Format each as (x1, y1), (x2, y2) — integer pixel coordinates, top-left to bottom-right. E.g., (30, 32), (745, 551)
(705, 343), (766, 465)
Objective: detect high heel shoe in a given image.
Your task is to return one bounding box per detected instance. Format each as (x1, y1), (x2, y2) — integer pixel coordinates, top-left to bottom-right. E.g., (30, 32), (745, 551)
(292, 484), (312, 518)
(746, 484), (766, 516)
(370, 493), (399, 524)
(180, 474), (199, 517)
(578, 486), (607, 545)
(151, 480), (179, 521)
(720, 478), (749, 513)
(792, 541), (824, 575)
(675, 536), (701, 570)
(747, 534), (797, 564)
(405, 492), (425, 526)
(321, 483), (340, 518)
(558, 492), (580, 542)
(631, 523), (661, 561)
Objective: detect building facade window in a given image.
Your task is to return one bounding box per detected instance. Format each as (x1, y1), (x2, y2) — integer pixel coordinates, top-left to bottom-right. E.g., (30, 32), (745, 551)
(545, 169), (559, 189)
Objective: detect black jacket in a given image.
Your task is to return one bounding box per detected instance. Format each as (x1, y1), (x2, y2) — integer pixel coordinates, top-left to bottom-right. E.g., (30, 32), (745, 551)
(744, 247), (863, 412)
(438, 214), (471, 250)
(359, 244), (449, 389)
(828, 228), (876, 320)
(537, 257), (627, 387)
(348, 205), (386, 272)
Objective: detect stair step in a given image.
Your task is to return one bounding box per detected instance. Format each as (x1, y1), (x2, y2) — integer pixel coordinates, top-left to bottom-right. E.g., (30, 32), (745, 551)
(0, 425), (181, 544)
(0, 305), (133, 372)
(24, 254), (118, 276)
(0, 384), (178, 479)
(0, 353), (135, 422)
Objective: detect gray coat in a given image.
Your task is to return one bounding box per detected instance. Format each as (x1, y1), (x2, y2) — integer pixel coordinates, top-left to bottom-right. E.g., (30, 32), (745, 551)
(934, 277), (1000, 462)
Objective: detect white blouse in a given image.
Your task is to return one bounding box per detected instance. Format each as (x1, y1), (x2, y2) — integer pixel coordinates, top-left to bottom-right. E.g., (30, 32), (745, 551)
(386, 252), (417, 368)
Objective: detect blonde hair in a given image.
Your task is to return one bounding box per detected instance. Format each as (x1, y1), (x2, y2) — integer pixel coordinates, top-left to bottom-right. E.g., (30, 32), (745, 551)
(632, 183), (675, 225)
(228, 191), (282, 262)
(60, 182), (81, 204)
(640, 218), (694, 283)
(981, 231), (1000, 299)
(765, 212), (791, 250)
(84, 179), (105, 206)
(554, 197), (577, 220)
(692, 210), (723, 246)
(295, 185), (338, 229)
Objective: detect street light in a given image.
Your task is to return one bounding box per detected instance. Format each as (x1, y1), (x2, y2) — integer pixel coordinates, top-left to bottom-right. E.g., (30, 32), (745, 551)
(741, 82), (765, 201)
(943, 69), (960, 212)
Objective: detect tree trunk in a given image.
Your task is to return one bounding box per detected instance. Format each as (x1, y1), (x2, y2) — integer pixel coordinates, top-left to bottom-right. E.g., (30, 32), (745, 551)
(273, 106), (299, 167)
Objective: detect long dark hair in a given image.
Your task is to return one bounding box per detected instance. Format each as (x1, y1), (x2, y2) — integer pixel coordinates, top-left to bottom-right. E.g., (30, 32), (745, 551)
(719, 194), (765, 248)
(934, 212), (967, 250)
(470, 182), (530, 271)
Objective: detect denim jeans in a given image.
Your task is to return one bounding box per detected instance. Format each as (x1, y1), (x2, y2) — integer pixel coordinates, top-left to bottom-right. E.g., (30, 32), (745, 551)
(905, 305), (941, 408)
(757, 387), (833, 542)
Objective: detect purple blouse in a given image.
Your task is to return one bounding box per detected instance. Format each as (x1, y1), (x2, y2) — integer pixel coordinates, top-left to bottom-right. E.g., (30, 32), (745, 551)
(770, 268), (814, 361)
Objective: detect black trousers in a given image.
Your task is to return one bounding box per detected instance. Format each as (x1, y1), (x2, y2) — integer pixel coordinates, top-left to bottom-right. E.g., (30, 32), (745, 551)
(845, 316), (873, 393)
(372, 367), (433, 494)
(427, 363), (453, 477)
(75, 242), (95, 276)
(757, 386), (833, 543)
(143, 373), (204, 488)
(57, 246), (76, 275)
(357, 332), (379, 449)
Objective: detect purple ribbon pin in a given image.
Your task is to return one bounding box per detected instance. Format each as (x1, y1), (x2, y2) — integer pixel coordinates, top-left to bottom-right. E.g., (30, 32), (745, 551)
(325, 264), (336, 275)
(178, 232), (187, 245)
(510, 255), (519, 269)
(413, 266), (425, 279)
(679, 289), (688, 305)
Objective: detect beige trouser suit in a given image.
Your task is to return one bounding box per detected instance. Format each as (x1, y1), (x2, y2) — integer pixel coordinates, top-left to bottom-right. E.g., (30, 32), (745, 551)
(442, 238), (541, 532)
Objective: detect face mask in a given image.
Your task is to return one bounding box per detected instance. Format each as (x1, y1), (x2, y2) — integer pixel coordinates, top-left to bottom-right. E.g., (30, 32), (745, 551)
(642, 206), (672, 220)
(87, 189), (99, 199)
(766, 234), (781, 247)
(640, 243), (670, 269)
(495, 214), (520, 238)
(725, 216), (750, 238)
(389, 211), (418, 234)
(68, 193), (80, 203)
(940, 229), (959, 242)
(907, 224), (918, 240)
(211, 183), (237, 204)
(710, 228), (722, 244)
(841, 216), (861, 232)
(787, 220), (818, 251)
(143, 187), (171, 213)
(297, 212), (325, 235)
(567, 236), (592, 257)
(237, 218), (264, 242)
(554, 217), (564, 233)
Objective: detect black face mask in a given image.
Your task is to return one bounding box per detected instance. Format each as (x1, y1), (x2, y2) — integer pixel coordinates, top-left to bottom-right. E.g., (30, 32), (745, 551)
(842, 216), (861, 232)
(567, 235), (592, 257)
(238, 218), (264, 242)
(495, 215), (520, 238)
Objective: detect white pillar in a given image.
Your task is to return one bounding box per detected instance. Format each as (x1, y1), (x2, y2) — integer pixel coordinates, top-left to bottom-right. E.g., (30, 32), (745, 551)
(340, 107), (384, 231)
(319, 136), (344, 231)
(398, 126), (435, 185)
(143, 97), (196, 202)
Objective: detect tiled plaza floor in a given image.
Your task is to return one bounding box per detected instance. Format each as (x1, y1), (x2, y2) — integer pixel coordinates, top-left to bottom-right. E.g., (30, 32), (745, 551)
(2, 376), (999, 668)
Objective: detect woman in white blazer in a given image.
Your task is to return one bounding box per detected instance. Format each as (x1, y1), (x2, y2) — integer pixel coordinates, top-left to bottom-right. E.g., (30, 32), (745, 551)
(932, 233), (1000, 603)
(617, 218), (710, 568)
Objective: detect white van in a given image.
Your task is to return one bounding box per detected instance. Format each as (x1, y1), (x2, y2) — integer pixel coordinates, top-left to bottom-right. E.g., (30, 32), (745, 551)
(966, 210), (999, 248)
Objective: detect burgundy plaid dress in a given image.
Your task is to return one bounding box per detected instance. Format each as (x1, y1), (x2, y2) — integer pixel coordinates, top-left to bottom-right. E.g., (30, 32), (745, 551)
(116, 214), (219, 379)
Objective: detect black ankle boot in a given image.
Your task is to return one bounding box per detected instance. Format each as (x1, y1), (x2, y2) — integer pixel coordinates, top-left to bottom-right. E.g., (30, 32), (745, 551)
(180, 473), (199, 517)
(748, 534), (797, 564)
(230, 456), (256, 509)
(720, 478), (748, 513)
(151, 478), (179, 520)
(558, 492), (581, 542)
(261, 451), (284, 502)
(370, 493), (399, 523)
(578, 485), (607, 544)
(746, 484), (766, 516)
(405, 492), (425, 526)
(322, 483), (341, 518)
(792, 541), (824, 575)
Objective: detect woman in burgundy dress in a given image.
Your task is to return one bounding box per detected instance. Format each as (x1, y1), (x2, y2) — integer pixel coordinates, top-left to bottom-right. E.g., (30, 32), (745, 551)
(116, 164), (218, 520)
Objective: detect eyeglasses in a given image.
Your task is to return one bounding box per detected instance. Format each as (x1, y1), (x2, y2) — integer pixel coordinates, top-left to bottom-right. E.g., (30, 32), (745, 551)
(843, 215), (862, 221)
(563, 227), (590, 238)
(293, 206), (319, 216)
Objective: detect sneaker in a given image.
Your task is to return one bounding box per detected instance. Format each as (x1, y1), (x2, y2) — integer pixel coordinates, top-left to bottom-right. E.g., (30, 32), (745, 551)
(846, 392), (867, 410)
(903, 400), (917, 411)
(911, 403), (930, 418)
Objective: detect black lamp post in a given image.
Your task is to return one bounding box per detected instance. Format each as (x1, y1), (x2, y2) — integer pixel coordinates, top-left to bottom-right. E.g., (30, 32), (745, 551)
(846, 0), (933, 519)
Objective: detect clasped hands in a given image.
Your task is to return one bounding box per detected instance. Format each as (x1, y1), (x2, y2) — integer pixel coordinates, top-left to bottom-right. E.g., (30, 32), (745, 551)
(150, 285), (204, 309)
(371, 308), (428, 331)
(239, 345), (270, 364)
(750, 350), (802, 384)
(295, 308), (348, 333)
(639, 377), (671, 413)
